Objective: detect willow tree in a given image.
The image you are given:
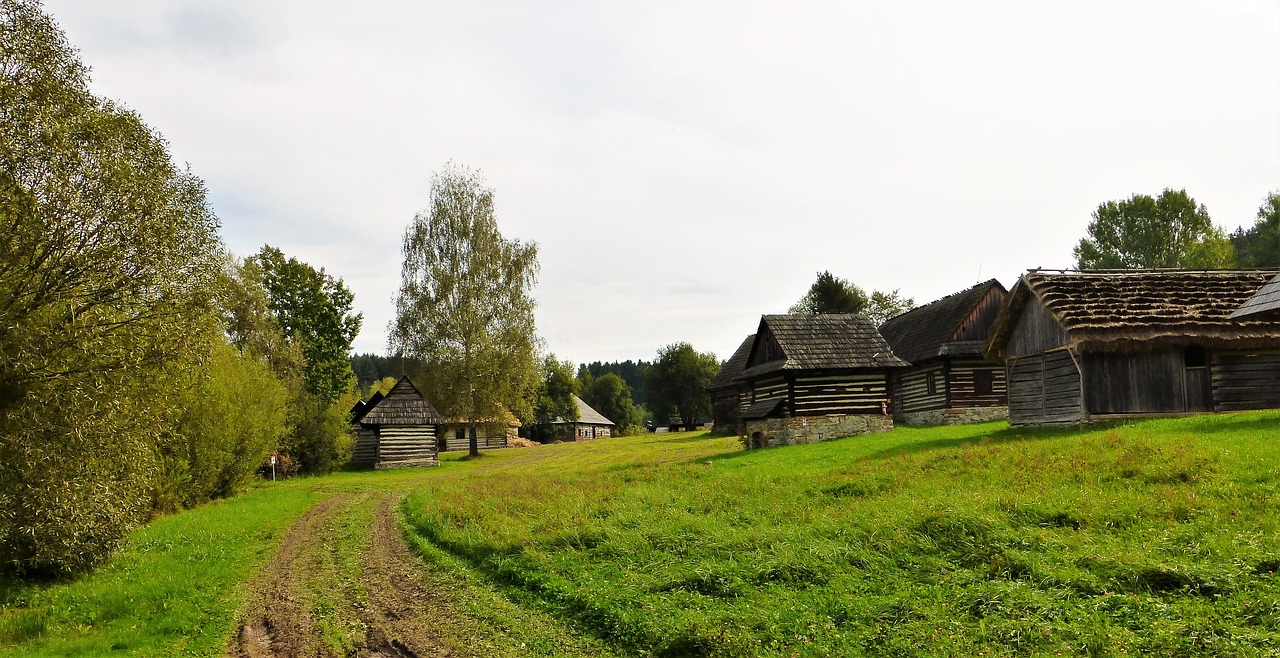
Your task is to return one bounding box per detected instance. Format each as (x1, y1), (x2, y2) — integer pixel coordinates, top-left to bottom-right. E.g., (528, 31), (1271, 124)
(390, 163), (540, 457)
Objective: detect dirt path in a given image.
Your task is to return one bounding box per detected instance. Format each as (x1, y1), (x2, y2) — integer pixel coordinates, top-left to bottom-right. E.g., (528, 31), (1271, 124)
(226, 493), (454, 658)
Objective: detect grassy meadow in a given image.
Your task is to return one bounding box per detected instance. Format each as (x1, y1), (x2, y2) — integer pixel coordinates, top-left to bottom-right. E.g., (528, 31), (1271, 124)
(3, 411), (1279, 656)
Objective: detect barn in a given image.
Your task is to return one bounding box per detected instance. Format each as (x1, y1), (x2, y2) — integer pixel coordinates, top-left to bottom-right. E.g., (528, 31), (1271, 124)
(353, 376), (442, 468)
(986, 269), (1280, 426)
(736, 314), (907, 448)
(879, 279), (1009, 425)
(553, 395), (616, 440)
(708, 334), (754, 433)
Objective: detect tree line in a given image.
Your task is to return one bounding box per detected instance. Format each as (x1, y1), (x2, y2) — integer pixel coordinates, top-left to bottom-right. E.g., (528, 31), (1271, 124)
(1, 1), (361, 578)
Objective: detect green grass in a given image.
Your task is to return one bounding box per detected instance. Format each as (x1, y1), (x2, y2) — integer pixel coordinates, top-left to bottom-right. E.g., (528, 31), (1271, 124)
(0, 486), (322, 656)
(3, 412), (1278, 656)
(400, 412), (1280, 656)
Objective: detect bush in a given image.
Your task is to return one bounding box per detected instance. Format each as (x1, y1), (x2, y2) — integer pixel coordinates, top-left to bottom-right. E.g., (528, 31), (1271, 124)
(281, 392), (355, 475)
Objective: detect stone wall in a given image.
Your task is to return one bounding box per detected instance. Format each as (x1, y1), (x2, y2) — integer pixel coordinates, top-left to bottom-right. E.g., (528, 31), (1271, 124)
(898, 405), (1008, 427)
(741, 414), (893, 449)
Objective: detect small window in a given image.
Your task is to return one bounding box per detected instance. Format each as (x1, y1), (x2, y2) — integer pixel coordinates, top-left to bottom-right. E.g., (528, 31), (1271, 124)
(456, 428), (466, 441)
(1185, 345), (1207, 368)
(974, 370), (993, 396)
(926, 371), (938, 396)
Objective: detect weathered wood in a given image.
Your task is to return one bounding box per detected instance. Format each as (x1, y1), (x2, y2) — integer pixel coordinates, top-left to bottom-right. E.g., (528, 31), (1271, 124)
(1006, 295), (1069, 357)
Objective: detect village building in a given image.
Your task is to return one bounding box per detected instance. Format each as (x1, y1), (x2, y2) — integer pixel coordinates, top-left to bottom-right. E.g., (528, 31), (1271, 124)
(986, 269), (1280, 426)
(878, 279), (1009, 425)
(554, 395), (616, 440)
(351, 376), (442, 468)
(708, 334), (755, 433)
(736, 314), (907, 448)
(437, 408), (521, 451)
(348, 391), (384, 468)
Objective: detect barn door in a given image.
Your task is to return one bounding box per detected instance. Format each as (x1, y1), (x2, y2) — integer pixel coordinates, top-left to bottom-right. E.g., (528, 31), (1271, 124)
(1184, 346), (1211, 412)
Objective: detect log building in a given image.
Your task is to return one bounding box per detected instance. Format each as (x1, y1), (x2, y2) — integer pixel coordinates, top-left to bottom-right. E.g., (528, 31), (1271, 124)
(736, 314), (907, 448)
(553, 396), (616, 440)
(986, 270), (1280, 426)
(878, 279), (1009, 425)
(708, 334), (754, 433)
(352, 376), (442, 468)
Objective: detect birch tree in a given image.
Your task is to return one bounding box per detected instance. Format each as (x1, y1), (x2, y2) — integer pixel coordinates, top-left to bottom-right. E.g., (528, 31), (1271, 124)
(390, 163), (539, 457)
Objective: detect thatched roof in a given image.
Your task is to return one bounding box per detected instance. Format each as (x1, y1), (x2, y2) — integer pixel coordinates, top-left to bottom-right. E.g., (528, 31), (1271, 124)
(738, 314), (907, 380)
(987, 269), (1280, 357)
(359, 376), (442, 426)
(878, 279), (1006, 364)
(555, 395), (614, 426)
(707, 334), (755, 391)
(1231, 273), (1280, 319)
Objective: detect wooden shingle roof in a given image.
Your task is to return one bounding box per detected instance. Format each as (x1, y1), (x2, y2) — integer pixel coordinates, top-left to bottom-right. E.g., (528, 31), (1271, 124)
(555, 395), (614, 426)
(707, 334), (755, 391)
(1231, 273), (1280, 319)
(878, 279), (1006, 364)
(359, 376), (442, 426)
(987, 269), (1280, 357)
(739, 314), (907, 379)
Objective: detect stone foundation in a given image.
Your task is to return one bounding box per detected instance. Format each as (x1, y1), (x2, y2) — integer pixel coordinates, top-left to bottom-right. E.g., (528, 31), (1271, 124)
(898, 406), (1008, 426)
(741, 414), (893, 449)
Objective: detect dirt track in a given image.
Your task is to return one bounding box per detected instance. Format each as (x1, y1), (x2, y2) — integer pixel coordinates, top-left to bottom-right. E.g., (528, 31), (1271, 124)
(226, 493), (454, 658)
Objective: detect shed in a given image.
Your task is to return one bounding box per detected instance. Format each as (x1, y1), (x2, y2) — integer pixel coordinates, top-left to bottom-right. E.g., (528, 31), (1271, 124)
(348, 391), (383, 468)
(553, 395), (616, 440)
(708, 334), (755, 433)
(355, 376), (442, 468)
(986, 269), (1280, 426)
(736, 314), (907, 448)
(878, 279), (1009, 425)
(437, 407), (521, 451)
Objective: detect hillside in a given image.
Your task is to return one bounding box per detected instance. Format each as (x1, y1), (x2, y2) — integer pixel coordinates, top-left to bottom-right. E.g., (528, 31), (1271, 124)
(3, 412), (1279, 656)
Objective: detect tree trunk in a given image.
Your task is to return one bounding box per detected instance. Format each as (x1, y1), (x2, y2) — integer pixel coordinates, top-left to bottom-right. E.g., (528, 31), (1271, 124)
(468, 419), (478, 457)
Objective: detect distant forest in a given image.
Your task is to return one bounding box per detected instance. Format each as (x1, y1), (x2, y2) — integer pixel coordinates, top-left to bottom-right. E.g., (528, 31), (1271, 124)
(351, 354), (653, 407)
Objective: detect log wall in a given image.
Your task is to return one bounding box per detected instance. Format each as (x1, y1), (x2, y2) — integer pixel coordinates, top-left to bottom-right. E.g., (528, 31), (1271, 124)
(791, 373), (889, 415)
(894, 365), (947, 413)
(948, 359), (1007, 407)
(375, 425), (438, 468)
(349, 426), (378, 467)
(1212, 351), (1280, 411)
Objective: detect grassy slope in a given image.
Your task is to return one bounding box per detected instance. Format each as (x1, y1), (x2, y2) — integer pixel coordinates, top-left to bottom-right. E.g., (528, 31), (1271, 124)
(402, 412), (1280, 656)
(2, 412), (1277, 656)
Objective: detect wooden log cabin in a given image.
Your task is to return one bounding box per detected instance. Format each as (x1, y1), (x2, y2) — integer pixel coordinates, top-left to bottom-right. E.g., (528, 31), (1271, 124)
(985, 269), (1280, 426)
(708, 334), (754, 433)
(878, 279), (1009, 425)
(348, 391), (384, 468)
(353, 376), (442, 468)
(736, 314), (907, 448)
(553, 396), (616, 440)
(437, 408), (521, 451)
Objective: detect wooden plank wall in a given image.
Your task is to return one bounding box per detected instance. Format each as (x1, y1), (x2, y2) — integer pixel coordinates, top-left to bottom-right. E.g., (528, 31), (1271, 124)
(792, 373), (888, 415)
(377, 425), (437, 463)
(1083, 349), (1185, 414)
(1007, 296), (1069, 357)
(895, 365), (946, 413)
(1212, 351), (1280, 411)
(948, 359), (1007, 407)
(350, 427), (378, 466)
(1007, 349), (1084, 425)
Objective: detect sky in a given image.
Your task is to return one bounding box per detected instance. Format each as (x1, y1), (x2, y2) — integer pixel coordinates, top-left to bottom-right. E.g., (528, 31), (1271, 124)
(41, 0), (1280, 366)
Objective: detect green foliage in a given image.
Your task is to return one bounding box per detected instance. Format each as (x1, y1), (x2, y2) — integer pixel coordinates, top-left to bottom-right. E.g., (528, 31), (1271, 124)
(583, 373), (644, 433)
(578, 360), (651, 406)
(1230, 191), (1280, 268)
(646, 342), (719, 429)
(390, 162), (541, 456)
(249, 245), (361, 406)
(154, 340), (291, 512)
(789, 270), (867, 314)
(365, 376), (398, 398)
(790, 271), (916, 324)
(1074, 188), (1236, 269)
(283, 393), (356, 476)
(0, 0), (223, 577)
(531, 354), (578, 442)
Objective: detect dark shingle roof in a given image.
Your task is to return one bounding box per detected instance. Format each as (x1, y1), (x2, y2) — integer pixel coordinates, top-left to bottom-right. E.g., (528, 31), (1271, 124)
(554, 395), (614, 426)
(1231, 273), (1280, 319)
(739, 314), (907, 379)
(708, 334), (755, 391)
(878, 279), (1005, 363)
(987, 269), (1280, 357)
(359, 376), (441, 426)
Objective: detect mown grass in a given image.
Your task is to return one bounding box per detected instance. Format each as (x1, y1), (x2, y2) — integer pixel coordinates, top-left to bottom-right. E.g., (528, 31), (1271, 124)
(401, 412), (1280, 656)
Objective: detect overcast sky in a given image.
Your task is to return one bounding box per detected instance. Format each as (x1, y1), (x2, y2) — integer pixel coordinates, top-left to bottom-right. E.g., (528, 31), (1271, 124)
(43, 0), (1280, 366)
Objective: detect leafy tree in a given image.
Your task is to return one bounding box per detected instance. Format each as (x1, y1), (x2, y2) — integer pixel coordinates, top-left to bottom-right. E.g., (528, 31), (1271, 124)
(248, 245), (361, 405)
(790, 271), (868, 314)
(646, 343), (719, 430)
(868, 289), (916, 325)
(1073, 189), (1235, 269)
(531, 354), (578, 442)
(585, 373), (644, 434)
(390, 163), (541, 457)
(1231, 191), (1280, 268)
(578, 360), (651, 406)
(366, 376), (399, 398)
(1, 0), (223, 576)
